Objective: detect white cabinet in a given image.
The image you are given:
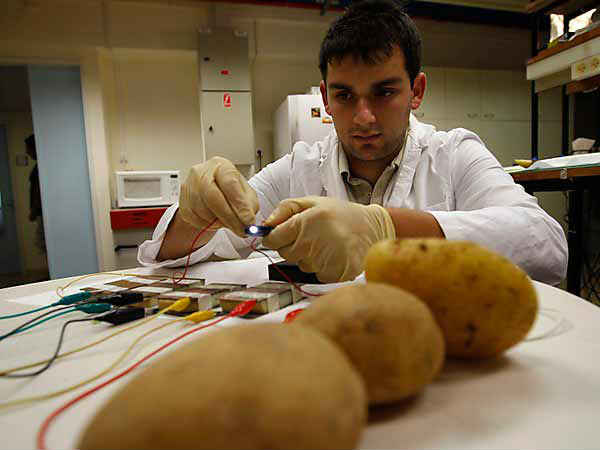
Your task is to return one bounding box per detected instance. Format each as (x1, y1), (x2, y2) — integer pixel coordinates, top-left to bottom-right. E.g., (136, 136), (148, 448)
(539, 121), (563, 159)
(443, 69), (530, 122)
(415, 66), (445, 121)
(444, 69), (481, 121)
(480, 70), (531, 121)
(478, 120), (531, 166)
(538, 86), (562, 121)
(198, 28), (251, 91)
(201, 91), (255, 164)
(417, 68), (561, 165)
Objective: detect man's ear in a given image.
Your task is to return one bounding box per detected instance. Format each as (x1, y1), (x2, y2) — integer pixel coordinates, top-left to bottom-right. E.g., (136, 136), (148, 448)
(410, 72), (426, 110)
(320, 80), (331, 115)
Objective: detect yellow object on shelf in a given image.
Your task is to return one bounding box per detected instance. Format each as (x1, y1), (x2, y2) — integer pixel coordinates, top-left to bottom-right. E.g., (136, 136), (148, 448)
(514, 159), (534, 168)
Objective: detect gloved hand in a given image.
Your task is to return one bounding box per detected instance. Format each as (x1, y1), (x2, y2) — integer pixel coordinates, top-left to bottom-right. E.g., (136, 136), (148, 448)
(262, 196), (396, 283)
(178, 157), (259, 237)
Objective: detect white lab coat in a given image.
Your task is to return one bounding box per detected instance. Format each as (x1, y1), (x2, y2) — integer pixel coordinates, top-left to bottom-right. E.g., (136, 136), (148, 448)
(138, 115), (568, 285)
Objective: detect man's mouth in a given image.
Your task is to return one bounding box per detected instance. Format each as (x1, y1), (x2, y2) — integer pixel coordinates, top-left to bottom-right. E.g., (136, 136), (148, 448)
(352, 133), (382, 143)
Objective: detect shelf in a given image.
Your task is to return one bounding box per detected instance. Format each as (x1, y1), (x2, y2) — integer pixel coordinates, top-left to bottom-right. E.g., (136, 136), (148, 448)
(527, 0), (598, 15)
(566, 72), (600, 93)
(528, 26), (600, 65)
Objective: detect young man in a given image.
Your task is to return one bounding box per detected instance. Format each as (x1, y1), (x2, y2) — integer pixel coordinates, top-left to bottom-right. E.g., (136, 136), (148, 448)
(139, 0), (567, 284)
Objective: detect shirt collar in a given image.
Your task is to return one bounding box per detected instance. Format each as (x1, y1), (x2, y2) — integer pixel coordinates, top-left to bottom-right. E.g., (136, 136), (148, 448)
(338, 128), (409, 181)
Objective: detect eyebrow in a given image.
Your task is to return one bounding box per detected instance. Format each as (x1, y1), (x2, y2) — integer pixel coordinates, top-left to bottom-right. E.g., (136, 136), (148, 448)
(328, 77), (403, 91)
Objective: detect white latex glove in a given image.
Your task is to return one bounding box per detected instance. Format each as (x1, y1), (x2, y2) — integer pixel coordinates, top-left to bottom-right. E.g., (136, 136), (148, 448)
(262, 196), (396, 283)
(178, 157), (259, 237)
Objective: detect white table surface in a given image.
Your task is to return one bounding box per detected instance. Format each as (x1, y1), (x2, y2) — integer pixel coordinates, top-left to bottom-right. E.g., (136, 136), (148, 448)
(1, 255), (599, 450)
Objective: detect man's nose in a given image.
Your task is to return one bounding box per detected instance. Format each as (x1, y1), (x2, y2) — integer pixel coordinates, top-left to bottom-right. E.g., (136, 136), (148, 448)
(353, 98), (376, 127)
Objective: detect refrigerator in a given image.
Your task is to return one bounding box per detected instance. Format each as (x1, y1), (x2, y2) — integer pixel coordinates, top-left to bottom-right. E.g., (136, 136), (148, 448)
(273, 94), (335, 161)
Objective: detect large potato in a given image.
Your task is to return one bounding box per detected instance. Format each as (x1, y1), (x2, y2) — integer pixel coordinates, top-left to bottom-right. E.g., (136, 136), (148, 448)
(365, 239), (538, 359)
(78, 323), (367, 450)
(294, 283), (445, 405)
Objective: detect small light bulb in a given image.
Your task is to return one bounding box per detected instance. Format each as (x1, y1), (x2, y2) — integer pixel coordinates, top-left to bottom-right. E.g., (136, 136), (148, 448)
(248, 225), (258, 234)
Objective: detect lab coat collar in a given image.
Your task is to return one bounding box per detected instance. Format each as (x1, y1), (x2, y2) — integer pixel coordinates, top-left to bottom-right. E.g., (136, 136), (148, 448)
(319, 114), (433, 207)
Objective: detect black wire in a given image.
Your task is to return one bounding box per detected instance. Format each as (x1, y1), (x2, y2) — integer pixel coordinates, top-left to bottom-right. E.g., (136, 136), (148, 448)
(0, 305), (80, 342)
(1, 310), (115, 378)
(0, 295), (106, 343)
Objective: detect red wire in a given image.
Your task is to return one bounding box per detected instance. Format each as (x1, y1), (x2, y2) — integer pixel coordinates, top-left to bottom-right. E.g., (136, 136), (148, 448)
(37, 216), (320, 447)
(250, 239), (321, 298)
(36, 299), (256, 450)
(171, 218), (218, 287)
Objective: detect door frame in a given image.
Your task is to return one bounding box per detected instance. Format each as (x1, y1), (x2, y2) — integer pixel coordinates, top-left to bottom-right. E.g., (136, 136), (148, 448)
(0, 52), (116, 273)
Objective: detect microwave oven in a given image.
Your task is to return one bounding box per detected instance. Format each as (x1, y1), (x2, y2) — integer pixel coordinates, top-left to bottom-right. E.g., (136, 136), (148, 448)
(115, 170), (180, 208)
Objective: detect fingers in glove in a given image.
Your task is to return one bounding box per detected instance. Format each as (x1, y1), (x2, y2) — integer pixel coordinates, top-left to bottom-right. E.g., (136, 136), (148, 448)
(215, 167), (259, 226)
(178, 184), (221, 230)
(264, 197), (316, 227)
(203, 179), (248, 236)
(262, 213), (304, 250)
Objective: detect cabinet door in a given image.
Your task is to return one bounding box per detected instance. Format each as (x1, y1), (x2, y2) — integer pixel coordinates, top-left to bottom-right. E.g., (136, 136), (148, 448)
(201, 91), (255, 164)
(539, 120), (563, 159)
(415, 66), (445, 121)
(198, 29), (251, 91)
(436, 118), (481, 134)
(478, 121), (530, 166)
(445, 68), (481, 121)
(538, 86), (562, 121)
(480, 70), (530, 121)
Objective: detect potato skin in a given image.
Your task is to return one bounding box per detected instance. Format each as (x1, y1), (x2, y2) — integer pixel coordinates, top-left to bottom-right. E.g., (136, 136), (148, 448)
(294, 283), (445, 405)
(365, 239), (538, 359)
(78, 323), (367, 450)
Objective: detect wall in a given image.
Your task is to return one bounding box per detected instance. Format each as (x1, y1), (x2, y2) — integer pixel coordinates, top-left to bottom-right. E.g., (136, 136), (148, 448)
(2, 0), (566, 273)
(0, 66), (47, 272)
(108, 49), (203, 198)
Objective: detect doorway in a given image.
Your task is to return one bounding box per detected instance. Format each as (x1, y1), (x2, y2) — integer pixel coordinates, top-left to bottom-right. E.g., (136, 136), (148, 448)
(0, 64), (99, 286)
(0, 66), (49, 288)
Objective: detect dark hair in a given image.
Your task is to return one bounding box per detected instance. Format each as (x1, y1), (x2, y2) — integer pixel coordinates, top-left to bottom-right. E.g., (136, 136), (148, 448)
(25, 134), (35, 148)
(319, 0), (422, 86)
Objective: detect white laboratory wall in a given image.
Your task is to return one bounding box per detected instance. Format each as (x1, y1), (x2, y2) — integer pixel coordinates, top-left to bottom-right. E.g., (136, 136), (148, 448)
(0, 0), (566, 272)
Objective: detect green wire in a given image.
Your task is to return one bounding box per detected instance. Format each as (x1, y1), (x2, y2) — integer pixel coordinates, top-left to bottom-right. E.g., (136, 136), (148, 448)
(0, 304), (56, 320)
(15, 309), (76, 334)
(0, 309), (76, 342)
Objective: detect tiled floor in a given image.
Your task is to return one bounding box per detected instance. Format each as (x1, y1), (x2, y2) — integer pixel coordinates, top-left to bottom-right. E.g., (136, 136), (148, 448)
(0, 270), (50, 289)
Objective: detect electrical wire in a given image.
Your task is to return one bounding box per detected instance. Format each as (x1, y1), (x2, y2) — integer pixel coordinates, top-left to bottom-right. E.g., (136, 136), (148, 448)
(249, 239), (321, 298)
(170, 218), (218, 287)
(0, 299), (196, 376)
(0, 294), (103, 342)
(0, 300), (194, 408)
(0, 305), (56, 320)
(55, 271), (128, 299)
(36, 299), (257, 450)
(0, 307), (77, 342)
(2, 309), (119, 378)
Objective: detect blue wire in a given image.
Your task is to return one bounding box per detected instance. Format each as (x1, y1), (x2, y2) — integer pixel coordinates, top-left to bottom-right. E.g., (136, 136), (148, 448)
(0, 304), (57, 320)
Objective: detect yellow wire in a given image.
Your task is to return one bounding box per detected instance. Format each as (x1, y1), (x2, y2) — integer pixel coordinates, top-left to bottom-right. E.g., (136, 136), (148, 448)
(55, 271), (127, 298)
(0, 298), (191, 376)
(0, 319), (184, 409)
(54, 271), (203, 298)
(0, 306), (215, 409)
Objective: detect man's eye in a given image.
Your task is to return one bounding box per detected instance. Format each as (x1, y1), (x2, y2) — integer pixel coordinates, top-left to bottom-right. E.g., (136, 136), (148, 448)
(336, 92), (353, 101)
(376, 89), (396, 97)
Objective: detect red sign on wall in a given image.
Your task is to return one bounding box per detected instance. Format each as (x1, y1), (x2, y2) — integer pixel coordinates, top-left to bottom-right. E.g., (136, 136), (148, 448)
(223, 93), (232, 108)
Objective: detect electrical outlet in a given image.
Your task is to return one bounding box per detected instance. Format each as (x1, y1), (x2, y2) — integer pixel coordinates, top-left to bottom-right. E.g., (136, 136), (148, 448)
(571, 55), (600, 81)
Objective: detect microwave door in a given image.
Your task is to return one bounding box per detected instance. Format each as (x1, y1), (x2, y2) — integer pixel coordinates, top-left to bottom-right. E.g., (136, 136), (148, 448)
(123, 177), (164, 206)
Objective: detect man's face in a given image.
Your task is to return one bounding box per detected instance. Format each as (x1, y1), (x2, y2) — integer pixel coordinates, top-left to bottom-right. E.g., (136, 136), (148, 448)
(320, 47), (425, 163)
